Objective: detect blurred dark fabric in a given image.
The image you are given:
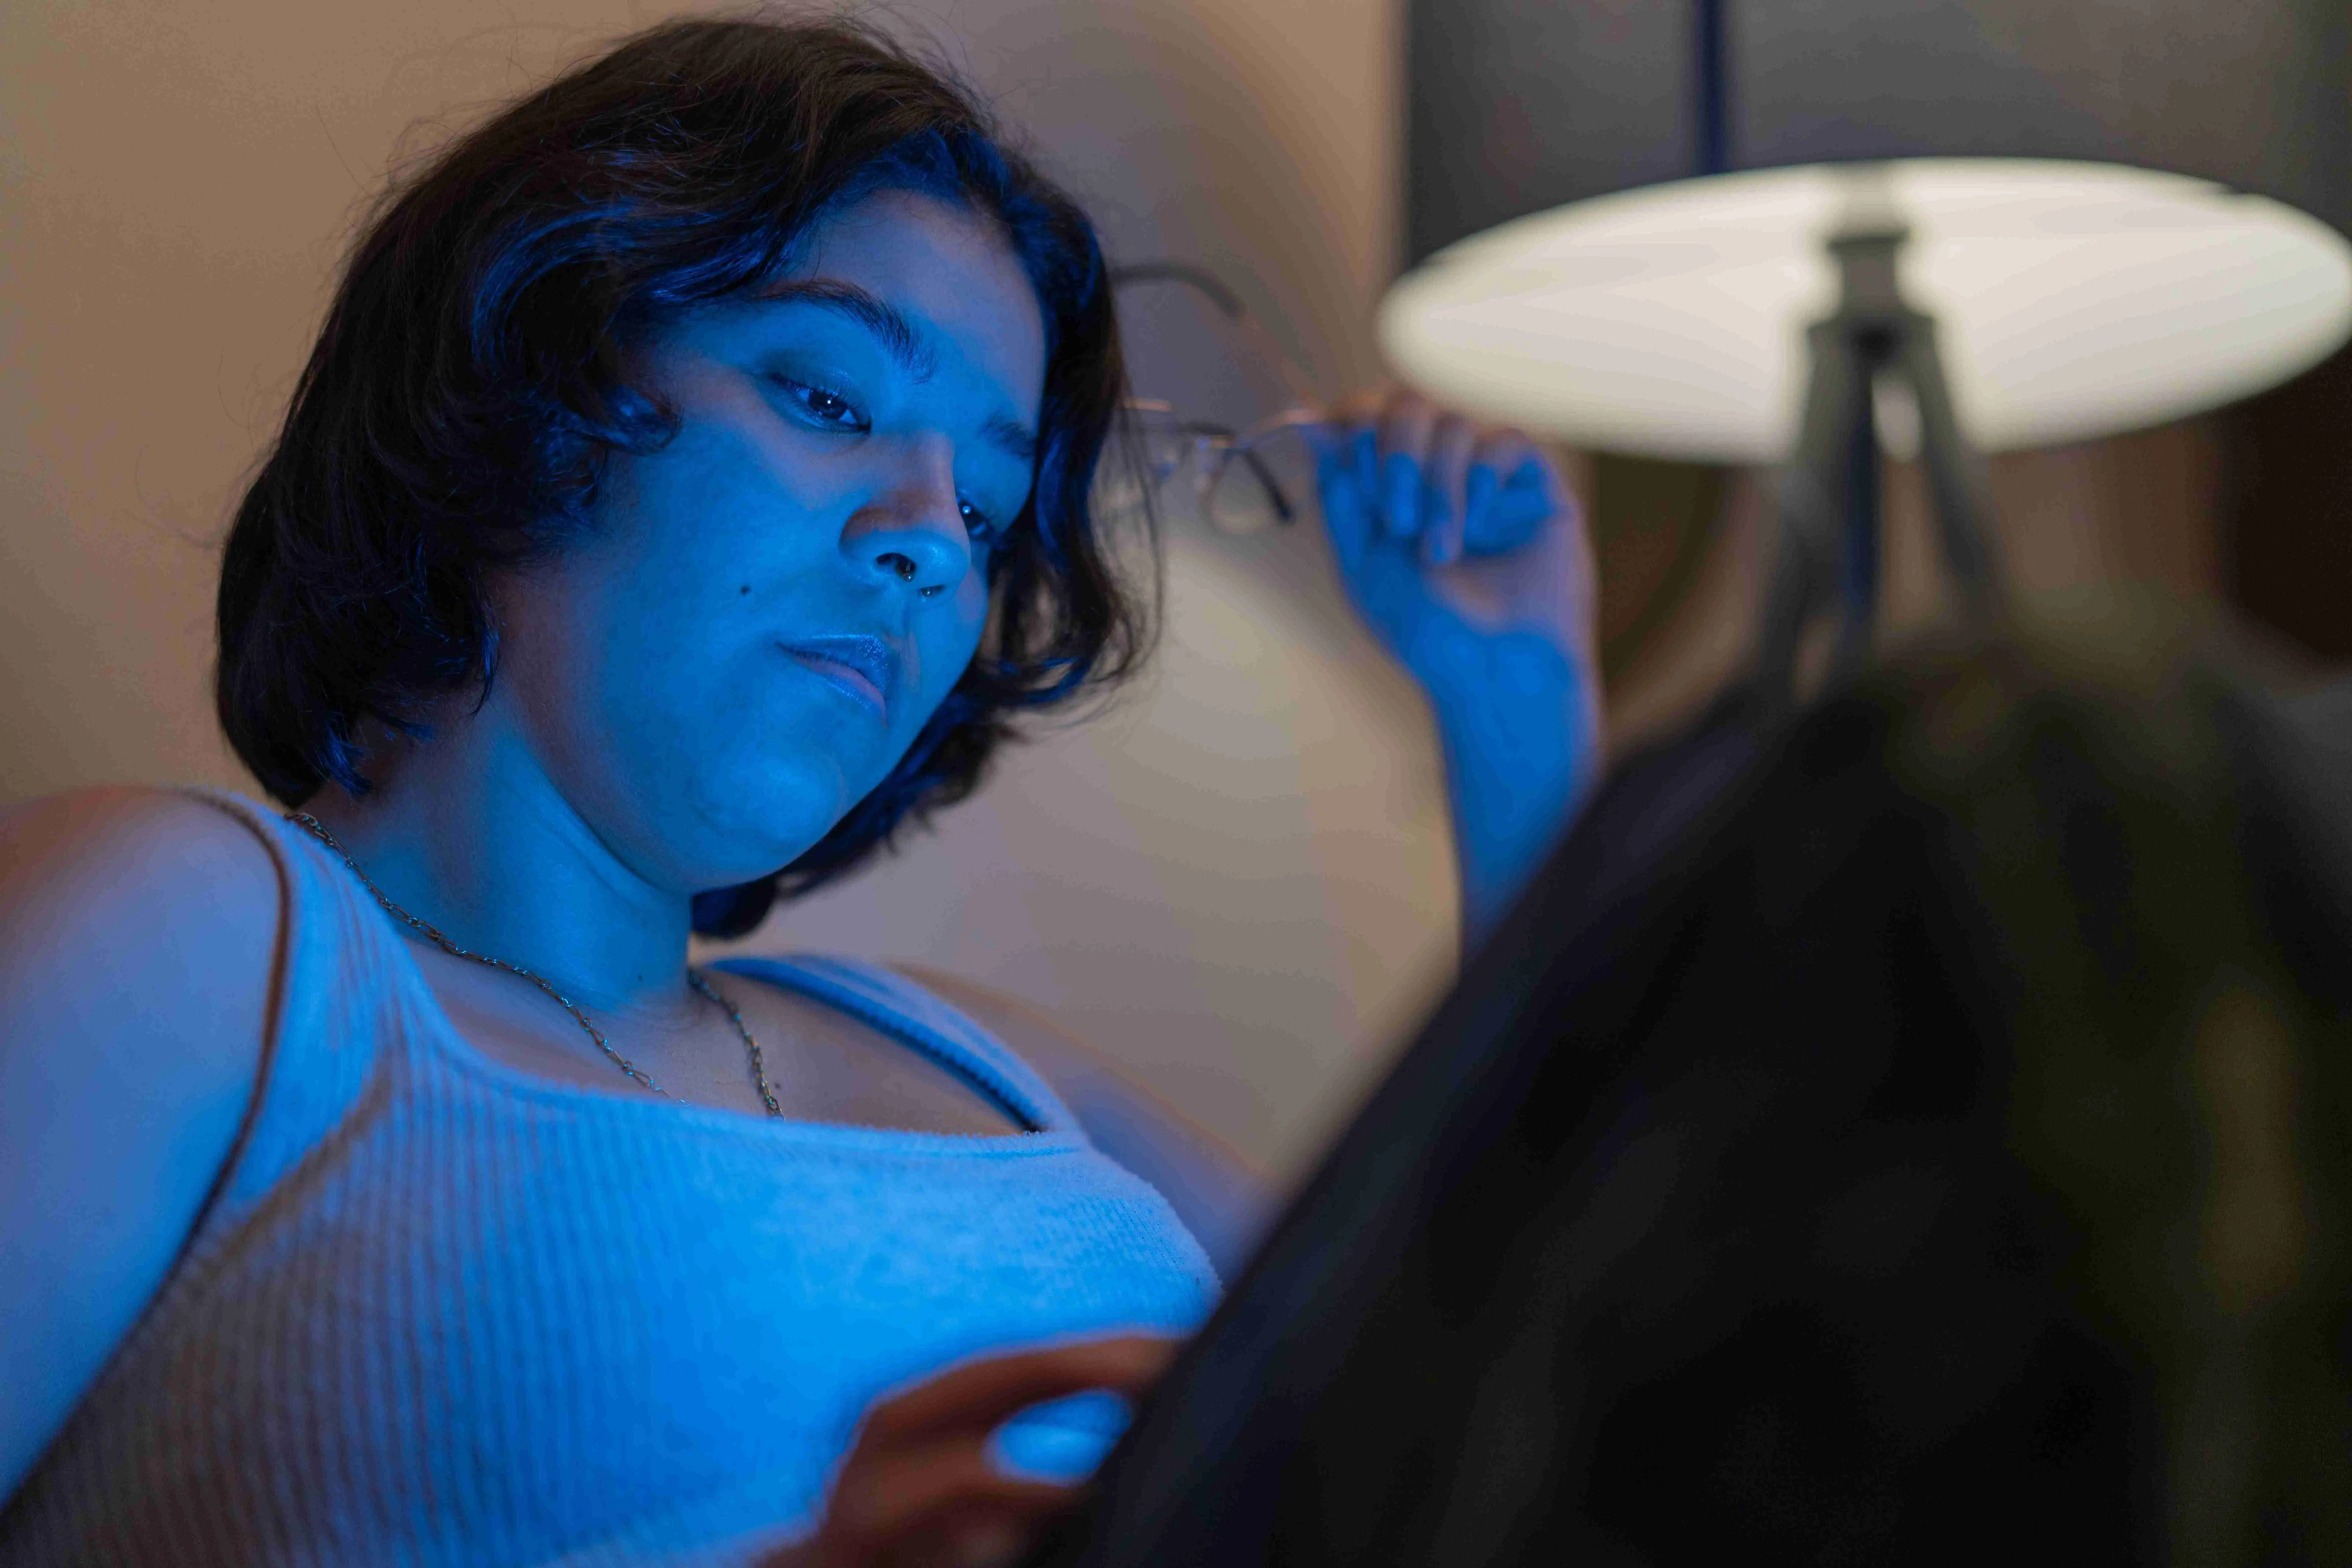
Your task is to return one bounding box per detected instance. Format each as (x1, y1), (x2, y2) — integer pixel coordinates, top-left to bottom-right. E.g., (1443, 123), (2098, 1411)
(2225, 339), (2352, 667)
(1029, 605), (2352, 1566)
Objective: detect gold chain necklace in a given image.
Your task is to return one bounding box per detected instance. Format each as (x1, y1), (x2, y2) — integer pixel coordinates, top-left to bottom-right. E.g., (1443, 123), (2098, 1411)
(285, 811), (782, 1116)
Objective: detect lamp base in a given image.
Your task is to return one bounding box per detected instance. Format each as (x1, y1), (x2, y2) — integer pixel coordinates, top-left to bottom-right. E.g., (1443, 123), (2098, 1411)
(1758, 218), (2004, 699)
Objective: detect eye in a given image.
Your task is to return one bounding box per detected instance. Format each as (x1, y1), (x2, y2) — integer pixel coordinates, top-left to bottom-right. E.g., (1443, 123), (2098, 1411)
(773, 377), (868, 432)
(958, 497), (1003, 547)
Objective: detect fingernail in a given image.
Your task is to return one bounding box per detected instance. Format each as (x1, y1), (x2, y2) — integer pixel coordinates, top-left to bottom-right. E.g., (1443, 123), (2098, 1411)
(1384, 453), (1417, 536)
(1420, 478), (1452, 561)
(1464, 465), (1496, 542)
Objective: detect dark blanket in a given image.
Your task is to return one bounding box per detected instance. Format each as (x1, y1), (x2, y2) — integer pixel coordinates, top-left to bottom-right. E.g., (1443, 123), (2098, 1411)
(1033, 610), (2352, 1566)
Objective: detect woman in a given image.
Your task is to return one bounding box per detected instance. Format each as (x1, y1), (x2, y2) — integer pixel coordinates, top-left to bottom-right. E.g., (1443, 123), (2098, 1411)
(0, 16), (1599, 1567)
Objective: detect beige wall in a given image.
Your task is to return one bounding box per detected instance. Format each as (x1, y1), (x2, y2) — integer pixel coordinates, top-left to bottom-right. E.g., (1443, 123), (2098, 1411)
(2, 0), (1451, 1181)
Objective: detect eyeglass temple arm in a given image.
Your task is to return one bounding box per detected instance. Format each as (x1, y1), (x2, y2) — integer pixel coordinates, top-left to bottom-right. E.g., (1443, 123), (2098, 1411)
(1115, 401), (1245, 443)
(1111, 262), (1245, 316)
(1109, 263), (1328, 412)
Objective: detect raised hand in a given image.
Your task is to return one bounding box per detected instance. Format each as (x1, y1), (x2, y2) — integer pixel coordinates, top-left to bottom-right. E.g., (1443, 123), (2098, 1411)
(1314, 388), (1594, 680)
(760, 1335), (1176, 1568)
(1312, 388), (1604, 942)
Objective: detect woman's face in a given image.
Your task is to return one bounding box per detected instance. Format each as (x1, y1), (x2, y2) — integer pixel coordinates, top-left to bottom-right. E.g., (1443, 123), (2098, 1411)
(489, 189), (1047, 895)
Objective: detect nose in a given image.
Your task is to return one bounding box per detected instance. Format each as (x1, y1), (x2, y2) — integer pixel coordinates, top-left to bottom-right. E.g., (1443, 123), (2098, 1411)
(841, 436), (971, 603)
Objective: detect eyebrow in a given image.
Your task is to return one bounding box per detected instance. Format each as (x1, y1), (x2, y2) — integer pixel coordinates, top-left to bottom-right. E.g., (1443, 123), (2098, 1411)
(754, 278), (1041, 468)
(981, 411), (1040, 466)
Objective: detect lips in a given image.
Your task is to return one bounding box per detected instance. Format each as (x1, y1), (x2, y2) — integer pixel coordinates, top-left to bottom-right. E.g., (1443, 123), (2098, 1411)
(782, 634), (901, 720)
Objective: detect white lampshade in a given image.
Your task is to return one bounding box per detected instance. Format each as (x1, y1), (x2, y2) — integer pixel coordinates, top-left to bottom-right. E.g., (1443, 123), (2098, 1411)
(1395, 0), (2352, 462)
(1380, 159), (2352, 463)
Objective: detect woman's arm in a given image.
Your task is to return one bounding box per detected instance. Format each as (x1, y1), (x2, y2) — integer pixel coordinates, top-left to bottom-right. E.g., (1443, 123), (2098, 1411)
(0, 789), (278, 1500)
(1314, 392), (1604, 945)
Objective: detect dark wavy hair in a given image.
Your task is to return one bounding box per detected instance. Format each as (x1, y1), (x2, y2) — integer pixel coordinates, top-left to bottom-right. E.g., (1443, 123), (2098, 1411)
(215, 15), (1154, 938)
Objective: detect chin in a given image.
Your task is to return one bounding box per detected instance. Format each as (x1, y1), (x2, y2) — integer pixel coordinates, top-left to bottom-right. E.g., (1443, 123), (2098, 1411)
(659, 743), (880, 888)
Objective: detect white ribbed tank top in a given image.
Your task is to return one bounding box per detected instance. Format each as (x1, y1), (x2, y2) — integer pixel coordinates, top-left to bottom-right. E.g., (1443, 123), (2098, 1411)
(0, 790), (1216, 1567)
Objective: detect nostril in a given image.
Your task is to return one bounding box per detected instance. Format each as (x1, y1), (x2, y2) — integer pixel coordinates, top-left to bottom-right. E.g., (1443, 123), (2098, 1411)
(877, 551), (918, 583)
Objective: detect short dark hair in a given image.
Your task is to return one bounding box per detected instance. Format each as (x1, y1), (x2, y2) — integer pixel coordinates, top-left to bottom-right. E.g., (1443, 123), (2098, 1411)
(215, 15), (1154, 937)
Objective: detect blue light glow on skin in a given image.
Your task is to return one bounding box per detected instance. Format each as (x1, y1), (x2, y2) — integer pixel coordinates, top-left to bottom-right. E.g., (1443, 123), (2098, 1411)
(0, 187), (1606, 1568)
(504, 191), (1043, 893)
(299, 187), (1597, 1064)
(1313, 403), (1603, 943)
(298, 189), (1042, 1026)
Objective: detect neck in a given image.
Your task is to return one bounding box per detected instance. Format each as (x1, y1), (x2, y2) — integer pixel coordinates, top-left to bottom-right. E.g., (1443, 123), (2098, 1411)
(298, 709), (697, 1018)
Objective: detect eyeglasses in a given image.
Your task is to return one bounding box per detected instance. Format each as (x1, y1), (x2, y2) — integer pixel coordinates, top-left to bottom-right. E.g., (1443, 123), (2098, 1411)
(1105, 263), (1331, 536)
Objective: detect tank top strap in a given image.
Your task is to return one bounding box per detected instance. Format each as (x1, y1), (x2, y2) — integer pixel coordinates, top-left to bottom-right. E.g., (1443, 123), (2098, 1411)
(706, 954), (1083, 1136)
(170, 786), (415, 1219)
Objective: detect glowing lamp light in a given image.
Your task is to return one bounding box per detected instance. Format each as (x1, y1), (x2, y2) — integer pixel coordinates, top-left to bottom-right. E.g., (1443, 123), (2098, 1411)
(1390, 0), (2352, 462)
(1382, 159), (2352, 464)
(1389, 0), (2352, 680)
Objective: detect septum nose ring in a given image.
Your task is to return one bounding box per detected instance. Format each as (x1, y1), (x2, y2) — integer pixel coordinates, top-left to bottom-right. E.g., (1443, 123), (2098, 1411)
(886, 553), (945, 599)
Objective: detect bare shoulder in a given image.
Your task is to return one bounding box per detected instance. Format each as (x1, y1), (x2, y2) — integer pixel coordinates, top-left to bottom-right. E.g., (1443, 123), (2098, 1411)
(0, 786), (282, 1498)
(1, 785), (281, 926)
(0, 779), (281, 1091)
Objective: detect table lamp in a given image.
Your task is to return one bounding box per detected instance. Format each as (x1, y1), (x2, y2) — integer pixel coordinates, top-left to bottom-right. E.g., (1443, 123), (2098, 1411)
(1381, 0), (2352, 687)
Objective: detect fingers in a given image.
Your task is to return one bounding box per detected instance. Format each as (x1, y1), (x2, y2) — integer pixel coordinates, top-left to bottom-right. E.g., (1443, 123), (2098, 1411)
(1464, 426), (1548, 555)
(1375, 396), (1440, 540)
(777, 1449), (1077, 1568)
(1315, 438), (1372, 578)
(862, 1335), (1176, 1444)
(1315, 387), (1548, 560)
(819, 1444), (1076, 1554)
(795, 1335), (1180, 1568)
(1472, 427), (1541, 496)
(1424, 414), (1478, 565)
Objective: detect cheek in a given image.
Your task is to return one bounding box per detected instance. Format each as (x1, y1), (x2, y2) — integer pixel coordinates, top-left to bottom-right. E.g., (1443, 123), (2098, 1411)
(904, 587), (991, 736)
(518, 450), (806, 753)
(601, 435), (790, 587)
